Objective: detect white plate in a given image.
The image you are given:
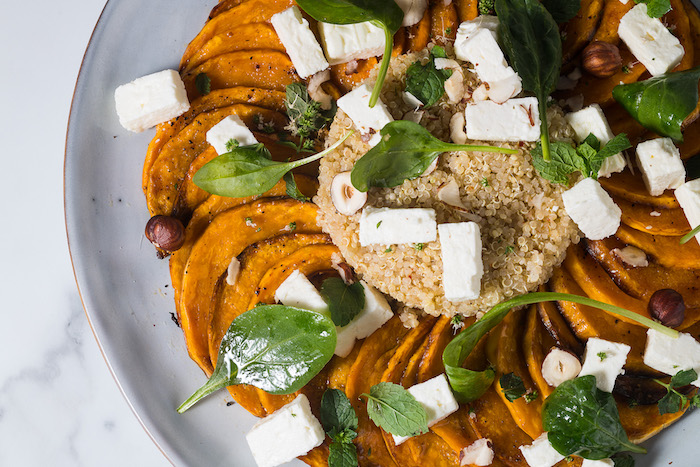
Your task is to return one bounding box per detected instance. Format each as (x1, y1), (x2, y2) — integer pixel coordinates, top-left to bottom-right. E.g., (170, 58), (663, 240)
(65, 1), (700, 466)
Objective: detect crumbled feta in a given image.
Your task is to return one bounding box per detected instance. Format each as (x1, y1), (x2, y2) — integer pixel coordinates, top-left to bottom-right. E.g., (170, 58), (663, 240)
(582, 459), (615, 467)
(336, 281), (394, 357)
(393, 374), (459, 445)
(337, 83), (394, 146)
(561, 178), (622, 240)
(565, 104), (626, 178)
(246, 394), (325, 467)
(618, 4), (685, 76)
(635, 138), (686, 196)
(438, 222), (484, 302)
(114, 69), (190, 133)
(318, 21), (386, 65)
(519, 433), (565, 467)
(274, 270), (328, 313)
(359, 206), (437, 246)
(460, 438), (494, 466)
(675, 179), (700, 244)
(206, 114), (259, 155)
(270, 6), (329, 79)
(454, 16), (500, 47)
(579, 337), (631, 392)
(394, 0), (428, 27)
(644, 329), (700, 387)
(465, 97), (540, 142)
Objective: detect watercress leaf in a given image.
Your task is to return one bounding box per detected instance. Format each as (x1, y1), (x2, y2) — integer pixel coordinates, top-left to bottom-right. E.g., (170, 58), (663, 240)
(542, 375), (646, 459)
(405, 47), (453, 107)
(670, 368), (698, 388)
(531, 141), (585, 185)
(320, 278), (365, 327)
(611, 452), (635, 467)
(283, 172), (309, 202)
(634, 0), (671, 18)
(542, 0), (581, 23)
(500, 373), (528, 402)
(328, 440), (359, 467)
(177, 305), (336, 413)
(657, 391), (683, 415)
(363, 382), (429, 437)
(612, 66), (700, 142)
(321, 388), (359, 436)
(195, 72), (211, 96)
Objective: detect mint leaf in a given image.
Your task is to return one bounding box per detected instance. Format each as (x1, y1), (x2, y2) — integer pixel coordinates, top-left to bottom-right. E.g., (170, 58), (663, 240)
(589, 134), (632, 175)
(500, 373), (528, 402)
(362, 382), (429, 438)
(582, 133), (601, 151)
(321, 389), (359, 436)
(634, 0), (671, 18)
(532, 142), (584, 185)
(671, 368), (698, 388)
(195, 73), (211, 96)
(328, 440), (358, 467)
(405, 46), (453, 107)
(658, 391), (683, 415)
(320, 278), (365, 327)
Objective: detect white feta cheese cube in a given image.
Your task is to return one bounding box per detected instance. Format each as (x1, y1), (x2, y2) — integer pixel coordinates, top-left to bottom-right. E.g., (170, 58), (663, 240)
(565, 104), (626, 178)
(359, 206), (437, 246)
(618, 4), (685, 76)
(271, 6), (329, 79)
(635, 138), (686, 196)
(519, 433), (565, 467)
(455, 16), (500, 49)
(335, 281), (394, 357)
(675, 179), (700, 244)
(319, 21), (386, 65)
(582, 459), (615, 467)
(395, 0), (428, 27)
(274, 270), (328, 313)
(246, 394), (325, 467)
(438, 222), (484, 302)
(578, 337), (631, 393)
(114, 69), (190, 133)
(393, 374), (459, 445)
(460, 438), (494, 466)
(337, 83), (394, 146)
(562, 178), (622, 240)
(465, 97), (540, 142)
(206, 114), (259, 154)
(644, 329), (700, 387)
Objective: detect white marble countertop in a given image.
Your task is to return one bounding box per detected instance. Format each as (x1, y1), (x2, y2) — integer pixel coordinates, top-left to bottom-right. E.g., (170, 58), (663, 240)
(0, 1), (170, 465)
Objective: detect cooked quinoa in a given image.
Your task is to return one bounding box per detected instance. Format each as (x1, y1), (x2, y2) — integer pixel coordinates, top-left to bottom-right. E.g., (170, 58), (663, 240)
(315, 49), (580, 319)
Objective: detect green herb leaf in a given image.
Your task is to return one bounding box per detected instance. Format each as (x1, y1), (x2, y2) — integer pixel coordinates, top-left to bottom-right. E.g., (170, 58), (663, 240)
(350, 120), (517, 192)
(541, 0), (581, 23)
(524, 391), (539, 403)
(478, 0), (495, 15)
(177, 305), (336, 413)
(680, 225), (700, 245)
(500, 373), (528, 402)
(362, 382), (429, 437)
(405, 46), (453, 107)
(612, 66), (700, 142)
(589, 133), (632, 175)
(320, 278), (366, 327)
(283, 172), (309, 202)
(321, 389), (359, 436)
(225, 139), (240, 152)
(285, 83), (336, 152)
(657, 391), (683, 415)
(542, 375), (647, 458)
(634, 0), (672, 18)
(195, 73), (211, 96)
(328, 440), (359, 467)
(671, 368), (698, 387)
(598, 352), (608, 361)
(611, 452), (636, 467)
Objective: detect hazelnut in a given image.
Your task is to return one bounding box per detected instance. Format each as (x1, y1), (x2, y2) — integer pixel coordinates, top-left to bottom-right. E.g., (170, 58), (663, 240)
(145, 215), (185, 252)
(330, 172), (367, 216)
(541, 348), (582, 387)
(582, 41), (622, 78)
(648, 289), (686, 328)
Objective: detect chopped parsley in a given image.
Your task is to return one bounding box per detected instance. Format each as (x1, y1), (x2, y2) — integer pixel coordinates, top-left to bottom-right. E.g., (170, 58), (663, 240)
(598, 351), (608, 361)
(505, 246), (515, 254)
(195, 73), (211, 96)
(480, 177), (489, 187)
(414, 243), (425, 251)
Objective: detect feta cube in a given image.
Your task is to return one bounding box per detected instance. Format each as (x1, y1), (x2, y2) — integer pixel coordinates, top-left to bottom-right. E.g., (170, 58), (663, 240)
(675, 179), (700, 244)
(455, 16), (500, 48)
(618, 4), (685, 76)
(565, 104), (626, 178)
(519, 433), (565, 467)
(114, 69), (190, 133)
(562, 178), (622, 240)
(644, 329), (700, 387)
(270, 6), (329, 79)
(457, 28), (520, 84)
(393, 374), (459, 445)
(438, 222), (484, 302)
(337, 83), (394, 146)
(582, 459), (615, 467)
(246, 394), (325, 467)
(635, 138), (685, 196)
(319, 21), (386, 65)
(395, 0), (428, 27)
(460, 438), (494, 466)
(359, 206), (437, 246)
(206, 115), (259, 155)
(465, 97), (540, 142)
(335, 281), (394, 357)
(578, 337), (631, 393)
(274, 270), (328, 313)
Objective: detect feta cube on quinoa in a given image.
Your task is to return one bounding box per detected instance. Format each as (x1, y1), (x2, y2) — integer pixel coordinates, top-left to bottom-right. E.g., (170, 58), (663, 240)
(438, 222), (484, 302)
(206, 114), (258, 155)
(579, 337), (631, 393)
(674, 179), (700, 244)
(335, 281), (394, 357)
(393, 374), (459, 445)
(644, 329), (700, 387)
(318, 21), (386, 65)
(359, 206), (437, 246)
(635, 138), (685, 196)
(465, 97), (540, 142)
(519, 433), (565, 467)
(270, 6), (329, 79)
(337, 83), (394, 147)
(454, 16), (500, 48)
(460, 438), (494, 466)
(561, 178), (622, 240)
(245, 394), (325, 467)
(114, 69), (190, 133)
(582, 459), (615, 467)
(274, 270), (328, 313)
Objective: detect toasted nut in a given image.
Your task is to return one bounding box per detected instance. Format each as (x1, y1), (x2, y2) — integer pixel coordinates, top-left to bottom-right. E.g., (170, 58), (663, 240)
(450, 112), (467, 144)
(145, 215), (185, 252)
(308, 70), (332, 110)
(330, 172), (367, 216)
(649, 289), (686, 328)
(541, 348), (582, 387)
(434, 58), (466, 103)
(582, 41), (622, 78)
(612, 245), (649, 268)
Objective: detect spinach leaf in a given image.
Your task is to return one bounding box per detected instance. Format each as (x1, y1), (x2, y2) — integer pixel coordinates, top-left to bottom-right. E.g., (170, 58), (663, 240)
(283, 172), (309, 202)
(362, 382), (429, 437)
(195, 72), (211, 96)
(612, 66), (700, 142)
(634, 0), (672, 18)
(350, 120), (517, 192)
(542, 376), (646, 459)
(295, 0), (404, 108)
(329, 441), (359, 467)
(285, 83), (336, 153)
(542, 0), (581, 23)
(320, 278), (365, 327)
(321, 389), (360, 467)
(500, 373), (528, 402)
(405, 46), (453, 107)
(177, 305), (336, 413)
(495, 0), (561, 161)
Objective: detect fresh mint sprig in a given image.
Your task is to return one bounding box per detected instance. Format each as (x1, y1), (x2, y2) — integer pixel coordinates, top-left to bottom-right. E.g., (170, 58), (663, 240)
(320, 278), (365, 327)
(320, 389), (359, 467)
(284, 83), (336, 153)
(634, 0), (672, 18)
(654, 369), (700, 415)
(405, 46), (453, 107)
(362, 382), (429, 438)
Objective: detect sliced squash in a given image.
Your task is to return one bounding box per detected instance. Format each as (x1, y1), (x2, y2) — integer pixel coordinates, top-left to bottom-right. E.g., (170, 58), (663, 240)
(561, 0), (605, 64)
(590, 0), (633, 44)
(599, 170), (680, 209)
(454, 0), (478, 22)
(537, 295), (585, 356)
(430, 0), (458, 46)
(524, 306), (556, 399)
(615, 223), (700, 269)
(407, 8), (432, 52)
(613, 196), (691, 237)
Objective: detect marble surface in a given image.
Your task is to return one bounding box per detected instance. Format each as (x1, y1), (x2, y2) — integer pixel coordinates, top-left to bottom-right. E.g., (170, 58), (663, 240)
(0, 1), (170, 465)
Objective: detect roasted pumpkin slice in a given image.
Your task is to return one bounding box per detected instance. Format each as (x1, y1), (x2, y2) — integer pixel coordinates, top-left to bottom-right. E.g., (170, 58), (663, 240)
(590, 0), (633, 44)
(664, 0), (695, 72)
(618, 400), (689, 443)
(524, 306), (556, 399)
(615, 223), (700, 269)
(407, 8), (432, 52)
(613, 196), (691, 237)
(599, 170), (680, 209)
(537, 295), (585, 356)
(454, 0), (479, 22)
(330, 58), (380, 94)
(561, 0), (605, 64)
(430, 0), (458, 46)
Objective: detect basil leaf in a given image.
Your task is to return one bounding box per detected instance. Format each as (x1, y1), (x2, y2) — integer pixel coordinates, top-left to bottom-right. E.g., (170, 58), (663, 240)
(495, 0), (561, 160)
(634, 0), (671, 18)
(612, 66), (700, 142)
(657, 391), (683, 415)
(671, 368), (698, 388)
(542, 0), (581, 23)
(350, 121), (517, 192)
(320, 278), (365, 327)
(612, 453), (635, 467)
(195, 72), (211, 96)
(328, 440), (359, 467)
(362, 382), (429, 437)
(283, 172), (309, 202)
(177, 305), (336, 413)
(405, 46), (453, 107)
(321, 389), (359, 435)
(500, 373), (528, 402)
(542, 376), (647, 459)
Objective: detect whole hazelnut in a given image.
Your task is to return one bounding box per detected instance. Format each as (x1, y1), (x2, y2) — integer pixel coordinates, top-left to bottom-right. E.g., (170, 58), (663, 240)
(145, 215), (185, 252)
(648, 289), (686, 328)
(582, 41), (622, 78)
